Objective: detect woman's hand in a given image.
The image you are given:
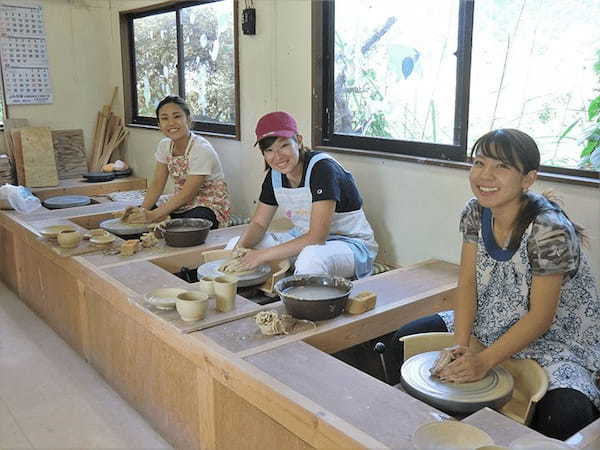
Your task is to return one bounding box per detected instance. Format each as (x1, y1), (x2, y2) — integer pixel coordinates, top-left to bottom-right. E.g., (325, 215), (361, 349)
(237, 249), (268, 270)
(127, 208), (159, 224)
(436, 350), (491, 383)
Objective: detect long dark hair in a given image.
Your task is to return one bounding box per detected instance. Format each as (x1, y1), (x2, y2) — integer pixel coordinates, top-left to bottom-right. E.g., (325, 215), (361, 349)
(471, 129), (585, 248)
(155, 95), (191, 119)
(257, 136), (310, 171)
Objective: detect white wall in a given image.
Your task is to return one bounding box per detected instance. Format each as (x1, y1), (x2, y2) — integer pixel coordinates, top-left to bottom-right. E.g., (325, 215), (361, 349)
(8, 0), (600, 274)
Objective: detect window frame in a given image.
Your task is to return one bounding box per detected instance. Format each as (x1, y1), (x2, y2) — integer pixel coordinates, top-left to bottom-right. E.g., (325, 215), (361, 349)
(312, 0), (600, 181)
(120, 0), (240, 139)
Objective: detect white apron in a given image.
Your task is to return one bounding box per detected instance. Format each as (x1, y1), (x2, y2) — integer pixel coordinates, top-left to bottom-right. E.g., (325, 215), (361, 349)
(271, 153), (378, 278)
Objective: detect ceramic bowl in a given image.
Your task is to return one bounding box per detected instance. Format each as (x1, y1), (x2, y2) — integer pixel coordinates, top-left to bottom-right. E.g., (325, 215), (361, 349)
(144, 288), (187, 310)
(163, 218), (212, 247)
(412, 421), (494, 450)
(275, 274), (352, 321)
(90, 234), (116, 246)
(57, 229), (83, 249)
(84, 228), (109, 239)
(40, 224), (76, 239)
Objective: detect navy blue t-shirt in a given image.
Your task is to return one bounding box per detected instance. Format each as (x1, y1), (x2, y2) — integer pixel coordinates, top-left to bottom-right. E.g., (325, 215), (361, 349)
(259, 152), (362, 213)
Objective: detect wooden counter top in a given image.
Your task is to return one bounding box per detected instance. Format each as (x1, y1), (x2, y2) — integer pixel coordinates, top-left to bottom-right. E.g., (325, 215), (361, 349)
(30, 176), (146, 200)
(1, 181), (597, 449)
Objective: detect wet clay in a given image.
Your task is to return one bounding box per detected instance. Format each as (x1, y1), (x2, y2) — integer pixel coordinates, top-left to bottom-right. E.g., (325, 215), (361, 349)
(282, 285), (347, 300)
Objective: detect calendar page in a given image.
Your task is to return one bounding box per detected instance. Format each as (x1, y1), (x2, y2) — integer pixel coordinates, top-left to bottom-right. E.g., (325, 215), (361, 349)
(0, 2), (53, 105)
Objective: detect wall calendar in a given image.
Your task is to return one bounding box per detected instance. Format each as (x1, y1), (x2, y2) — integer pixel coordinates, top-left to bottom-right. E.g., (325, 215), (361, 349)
(0, 2), (52, 105)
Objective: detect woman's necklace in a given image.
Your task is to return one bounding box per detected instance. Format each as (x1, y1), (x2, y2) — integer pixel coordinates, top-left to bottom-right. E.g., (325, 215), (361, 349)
(492, 216), (512, 249)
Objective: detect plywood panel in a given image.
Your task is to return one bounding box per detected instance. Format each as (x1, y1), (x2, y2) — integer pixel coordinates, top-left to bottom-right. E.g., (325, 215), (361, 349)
(0, 224), (18, 291)
(246, 341), (440, 448)
(20, 127), (59, 187)
(214, 379), (315, 450)
(85, 286), (199, 448)
(16, 240), (85, 355)
(52, 129), (88, 179)
(10, 130), (25, 185)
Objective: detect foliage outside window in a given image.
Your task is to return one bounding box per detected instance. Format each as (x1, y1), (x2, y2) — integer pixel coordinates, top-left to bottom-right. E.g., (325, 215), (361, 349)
(320, 0), (600, 177)
(122, 0), (238, 136)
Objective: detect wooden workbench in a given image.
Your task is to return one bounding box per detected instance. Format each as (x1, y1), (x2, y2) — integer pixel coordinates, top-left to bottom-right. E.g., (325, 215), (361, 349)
(0, 179), (598, 449)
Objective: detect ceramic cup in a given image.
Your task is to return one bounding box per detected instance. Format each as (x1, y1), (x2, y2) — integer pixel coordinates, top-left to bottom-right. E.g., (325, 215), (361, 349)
(214, 275), (237, 313)
(198, 276), (215, 296)
(57, 229), (83, 249)
(176, 291), (208, 322)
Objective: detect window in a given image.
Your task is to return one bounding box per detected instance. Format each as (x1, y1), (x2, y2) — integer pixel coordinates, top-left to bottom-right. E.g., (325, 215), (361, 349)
(316, 0), (600, 178)
(121, 0), (239, 137)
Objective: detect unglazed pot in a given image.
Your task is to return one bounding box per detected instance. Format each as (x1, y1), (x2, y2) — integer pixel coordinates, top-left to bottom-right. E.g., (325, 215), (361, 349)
(57, 229), (83, 249)
(176, 291), (209, 322)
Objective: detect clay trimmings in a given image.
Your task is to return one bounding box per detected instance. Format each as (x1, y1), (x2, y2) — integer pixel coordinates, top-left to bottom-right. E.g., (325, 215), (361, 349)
(254, 310), (315, 336)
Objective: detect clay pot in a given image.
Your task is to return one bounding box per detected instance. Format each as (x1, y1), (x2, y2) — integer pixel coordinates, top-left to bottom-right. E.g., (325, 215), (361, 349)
(176, 291), (209, 322)
(57, 229), (82, 249)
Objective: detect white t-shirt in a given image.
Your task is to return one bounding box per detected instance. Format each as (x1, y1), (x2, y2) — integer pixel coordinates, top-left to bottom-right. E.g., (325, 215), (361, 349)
(154, 134), (225, 181)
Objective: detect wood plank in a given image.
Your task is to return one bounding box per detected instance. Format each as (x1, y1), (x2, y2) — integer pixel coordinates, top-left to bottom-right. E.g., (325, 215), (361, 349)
(103, 260), (266, 333)
(16, 238), (85, 355)
(463, 408), (547, 447)
(52, 129), (88, 179)
(200, 261), (457, 356)
(0, 224), (18, 291)
(30, 176), (146, 200)
(85, 286), (200, 449)
(566, 417), (600, 449)
(213, 379), (316, 450)
(10, 130), (26, 185)
(246, 340), (438, 448)
(20, 127), (59, 187)
(85, 224), (247, 268)
(3, 118), (28, 162)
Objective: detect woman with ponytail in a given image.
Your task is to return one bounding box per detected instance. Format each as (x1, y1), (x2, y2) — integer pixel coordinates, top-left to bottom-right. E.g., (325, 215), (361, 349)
(392, 129), (599, 440)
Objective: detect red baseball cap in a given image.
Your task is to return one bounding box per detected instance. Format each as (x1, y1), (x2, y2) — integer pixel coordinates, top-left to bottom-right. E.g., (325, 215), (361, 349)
(254, 111), (298, 145)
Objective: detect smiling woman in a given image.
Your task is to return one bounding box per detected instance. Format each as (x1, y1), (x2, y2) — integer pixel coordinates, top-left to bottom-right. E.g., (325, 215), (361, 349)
(389, 129), (600, 441)
(123, 95), (231, 228)
(225, 111), (379, 280)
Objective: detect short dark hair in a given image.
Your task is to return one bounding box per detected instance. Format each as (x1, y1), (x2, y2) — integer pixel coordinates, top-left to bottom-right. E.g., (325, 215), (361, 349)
(156, 95), (191, 119)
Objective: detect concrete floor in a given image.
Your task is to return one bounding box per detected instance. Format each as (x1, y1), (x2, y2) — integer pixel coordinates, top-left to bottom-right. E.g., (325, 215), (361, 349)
(0, 279), (172, 449)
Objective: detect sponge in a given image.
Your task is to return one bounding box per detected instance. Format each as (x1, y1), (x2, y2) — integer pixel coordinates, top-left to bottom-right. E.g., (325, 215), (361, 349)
(346, 291), (377, 315)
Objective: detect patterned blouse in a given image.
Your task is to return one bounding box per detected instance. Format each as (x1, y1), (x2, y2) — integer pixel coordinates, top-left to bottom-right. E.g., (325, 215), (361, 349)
(440, 193), (600, 408)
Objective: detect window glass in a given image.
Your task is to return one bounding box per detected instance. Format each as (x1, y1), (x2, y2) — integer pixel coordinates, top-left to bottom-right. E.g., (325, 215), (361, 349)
(133, 12), (178, 117)
(182, 0), (235, 125)
(470, 0), (600, 170)
(334, 0), (459, 144)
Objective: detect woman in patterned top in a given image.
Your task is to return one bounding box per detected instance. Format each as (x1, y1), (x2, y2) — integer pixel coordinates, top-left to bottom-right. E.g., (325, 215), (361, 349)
(127, 96), (231, 228)
(393, 129), (599, 440)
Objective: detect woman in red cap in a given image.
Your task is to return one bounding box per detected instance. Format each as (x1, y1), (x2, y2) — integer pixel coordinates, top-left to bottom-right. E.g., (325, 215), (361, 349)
(227, 111), (378, 279)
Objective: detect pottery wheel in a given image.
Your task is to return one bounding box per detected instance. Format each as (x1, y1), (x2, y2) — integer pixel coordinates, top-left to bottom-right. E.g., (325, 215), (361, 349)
(43, 195), (91, 209)
(99, 218), (150, 236)
(197, 258), (272, 287)
(400, 351), (514, 414)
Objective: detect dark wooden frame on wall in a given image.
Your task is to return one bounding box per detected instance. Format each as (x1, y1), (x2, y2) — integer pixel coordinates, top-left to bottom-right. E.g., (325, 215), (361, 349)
(311, 1), (600, 184)
(312, 0), (474, 162)
(120, 0), (240, 140)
